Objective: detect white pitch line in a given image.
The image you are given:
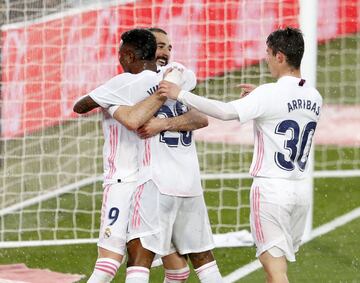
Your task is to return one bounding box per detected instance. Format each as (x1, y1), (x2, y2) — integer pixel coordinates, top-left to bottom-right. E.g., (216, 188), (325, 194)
(223, 206), (360, 283)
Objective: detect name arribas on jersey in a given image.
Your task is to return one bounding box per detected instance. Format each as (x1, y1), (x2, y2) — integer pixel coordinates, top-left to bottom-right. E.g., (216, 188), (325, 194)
(287, 99), (321, 116)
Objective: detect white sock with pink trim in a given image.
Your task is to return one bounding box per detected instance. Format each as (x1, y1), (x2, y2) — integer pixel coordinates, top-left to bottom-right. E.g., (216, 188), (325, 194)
(163, 265), (190, 282)
(125, 266), (150, 283)
(87, 258), (121, 283)
(195, 261), (223, 283)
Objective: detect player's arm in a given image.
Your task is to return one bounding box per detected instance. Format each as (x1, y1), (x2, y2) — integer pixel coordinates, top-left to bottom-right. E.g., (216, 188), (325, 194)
(73, 95), (100, 114)
(136, 109), (208, 139)
(158, 81), (239, 121)
(110, 92), (166, 131)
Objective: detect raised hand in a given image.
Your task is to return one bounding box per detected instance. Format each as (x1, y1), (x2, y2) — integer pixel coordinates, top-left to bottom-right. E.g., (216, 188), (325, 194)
(158, 80), (181, 100)
(237, 83), (257, 97)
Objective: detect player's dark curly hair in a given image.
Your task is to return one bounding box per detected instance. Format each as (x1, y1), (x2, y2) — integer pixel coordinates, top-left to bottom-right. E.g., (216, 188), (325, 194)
(121, 28), (157, 60)
(266, 27), (304, 69)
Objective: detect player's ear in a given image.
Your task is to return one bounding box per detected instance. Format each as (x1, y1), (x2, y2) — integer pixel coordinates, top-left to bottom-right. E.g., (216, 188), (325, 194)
(128, 51), (136, 63)
(123, 50), (135, 64)
(276, 51), (286, 64)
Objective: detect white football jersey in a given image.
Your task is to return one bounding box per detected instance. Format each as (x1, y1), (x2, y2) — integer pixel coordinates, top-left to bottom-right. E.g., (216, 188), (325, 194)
(230, 76), (323, 179)
(88, 62), (197, 187)
(88, 70), (158, 184)
(137, 97), (203, 197)
(136, 65), (203, 197)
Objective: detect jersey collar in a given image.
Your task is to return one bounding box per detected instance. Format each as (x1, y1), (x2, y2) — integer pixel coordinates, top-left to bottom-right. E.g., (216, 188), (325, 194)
(277, 76), (305, 86)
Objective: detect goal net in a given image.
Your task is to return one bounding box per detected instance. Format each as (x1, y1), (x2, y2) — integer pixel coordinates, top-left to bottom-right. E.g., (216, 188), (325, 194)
(0, 0), (359, 247)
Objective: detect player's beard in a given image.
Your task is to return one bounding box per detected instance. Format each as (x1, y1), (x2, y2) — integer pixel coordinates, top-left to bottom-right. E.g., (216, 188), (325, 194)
(156, 56), (168, 66)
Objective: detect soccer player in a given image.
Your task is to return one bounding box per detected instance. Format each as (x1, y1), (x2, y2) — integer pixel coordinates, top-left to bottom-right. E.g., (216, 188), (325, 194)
(73, 28), (207, 283)
(110, 37), (223, 283)
(159, 27), (323, 283)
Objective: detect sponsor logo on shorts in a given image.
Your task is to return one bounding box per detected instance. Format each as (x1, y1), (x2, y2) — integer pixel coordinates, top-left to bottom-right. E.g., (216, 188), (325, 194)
(104, 227), (111, 238)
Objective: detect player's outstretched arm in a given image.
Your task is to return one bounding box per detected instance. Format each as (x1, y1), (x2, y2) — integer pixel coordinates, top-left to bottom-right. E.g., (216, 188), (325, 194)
(110, 92), (167, 131)
(159, 81), (238, 121)
(136, 109), (208, 139)
(73, 95), (100, 114)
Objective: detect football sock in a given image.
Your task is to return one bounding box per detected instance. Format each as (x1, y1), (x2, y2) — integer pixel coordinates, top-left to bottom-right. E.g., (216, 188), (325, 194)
(125, 266), (150, 283)
(87, 258), (121, 283)
(195, 260), (223, 283)
(163, 265), (190, 282)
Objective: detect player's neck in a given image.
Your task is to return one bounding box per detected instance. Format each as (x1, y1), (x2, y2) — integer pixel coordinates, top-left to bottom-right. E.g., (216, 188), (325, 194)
(142, 61), (158, 72)
(278, 67), (301, 79)
(131, 61), (158, 74)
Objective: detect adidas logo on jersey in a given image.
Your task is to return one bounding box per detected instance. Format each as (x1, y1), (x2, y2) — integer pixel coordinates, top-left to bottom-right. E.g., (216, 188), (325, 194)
(147, 85), (159, 95)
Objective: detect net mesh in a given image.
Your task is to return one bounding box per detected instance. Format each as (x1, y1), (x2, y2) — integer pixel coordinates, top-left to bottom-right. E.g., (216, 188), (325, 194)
(0, 0), (359, 244)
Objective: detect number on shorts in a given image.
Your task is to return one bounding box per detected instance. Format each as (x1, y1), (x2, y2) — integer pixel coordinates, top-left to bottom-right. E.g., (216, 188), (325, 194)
(108, 207), (119, 225)
(274, 120), (317, 171)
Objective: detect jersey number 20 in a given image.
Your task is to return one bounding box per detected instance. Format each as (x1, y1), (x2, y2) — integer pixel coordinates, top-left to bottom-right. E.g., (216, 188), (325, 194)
(274, 120), (317, 171)
(157, 102), (192, 147)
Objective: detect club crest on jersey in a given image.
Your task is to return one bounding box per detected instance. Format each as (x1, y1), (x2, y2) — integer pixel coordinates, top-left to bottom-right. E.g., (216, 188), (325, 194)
(147, 85), (159, 95)
(104, 227), (112, 238)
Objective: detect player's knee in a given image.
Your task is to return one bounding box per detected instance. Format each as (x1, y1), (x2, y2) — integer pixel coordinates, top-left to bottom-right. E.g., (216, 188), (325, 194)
(98, 247), (124, 262)
(162, 252), (188, 269)
(188, 250), (215, 269)
(126, 238), (155, 268)
(164, 265), (190, 283)
(259, 250), (288, 282)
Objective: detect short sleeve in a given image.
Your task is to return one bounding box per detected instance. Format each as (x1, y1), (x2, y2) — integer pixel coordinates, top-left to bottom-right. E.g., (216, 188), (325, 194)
(88, 71), (158, 108)
(88, 74), (133, 108)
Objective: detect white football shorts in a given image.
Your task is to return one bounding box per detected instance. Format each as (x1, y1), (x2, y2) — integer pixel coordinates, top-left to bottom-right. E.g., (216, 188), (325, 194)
(98, 182), (136, 255)
(127, 180), (215, 256)
(250, 177), (310, 262)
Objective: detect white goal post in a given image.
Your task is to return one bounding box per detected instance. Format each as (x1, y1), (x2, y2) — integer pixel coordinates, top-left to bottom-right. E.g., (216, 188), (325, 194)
(1, 0), (360, 248)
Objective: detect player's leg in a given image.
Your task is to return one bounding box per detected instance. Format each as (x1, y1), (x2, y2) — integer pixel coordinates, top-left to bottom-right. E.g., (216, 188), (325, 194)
(250, 200), (291, 283)
(87, 248), (123, 283)
(189, 250), (222, 283)
(249, 178), (299, 283)
(126, 181), (176, 283)
(259, 251), (288, 283)
(162, 252), (190, 283)
(88, 183), (134, 283)
(173, 195), (223, 283)
(125, 238), (155, 283)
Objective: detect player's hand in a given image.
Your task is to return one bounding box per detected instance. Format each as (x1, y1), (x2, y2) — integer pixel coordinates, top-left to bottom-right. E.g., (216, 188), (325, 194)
(158, 80), (181, 100)
(237, 83), (257, 97)
(136, 118), (167, 139)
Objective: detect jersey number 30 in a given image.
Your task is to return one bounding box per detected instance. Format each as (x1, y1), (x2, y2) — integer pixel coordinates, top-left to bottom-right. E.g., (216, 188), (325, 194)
(275, 120), (317, 171)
